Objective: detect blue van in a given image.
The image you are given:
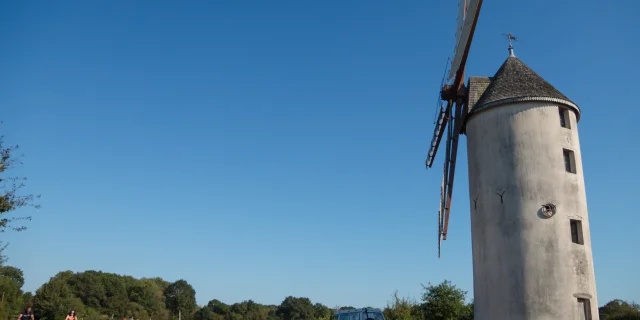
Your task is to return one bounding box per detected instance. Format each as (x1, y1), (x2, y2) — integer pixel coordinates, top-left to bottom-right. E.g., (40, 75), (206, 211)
(331, 308), (386, 320)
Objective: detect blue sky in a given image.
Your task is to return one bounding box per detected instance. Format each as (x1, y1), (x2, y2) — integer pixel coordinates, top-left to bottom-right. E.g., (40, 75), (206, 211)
(1, 0), (638, 309)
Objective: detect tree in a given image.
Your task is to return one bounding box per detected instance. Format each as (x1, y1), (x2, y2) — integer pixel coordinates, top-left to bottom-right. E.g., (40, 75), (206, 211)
(599, 299), (640, 320)
(22, 292), (34, 307)
(419, 280), (472, 320)
(67, 271), (107, 309)
(33, 277), (85, 320)
(313, 303), (331, 320)
(0, 130), (40, 263)
(164, 280), (197, 318)
(102, 274), (129, 316)
(33, 271), (174, 320)
(383, 291), (419, 320)
(207, 299), (229, 316)
(0, 266), (27, 320)
(129, 278), (168, 319)
(228, 300), (270, 320)
(275, 297), (316, 320)
(0, 265), (24, 287)
(194, 306), (216, 320)
(459, 301), (473, 320)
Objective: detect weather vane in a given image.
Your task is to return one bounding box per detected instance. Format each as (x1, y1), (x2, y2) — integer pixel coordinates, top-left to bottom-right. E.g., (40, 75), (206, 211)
(502, 33), (518, 56)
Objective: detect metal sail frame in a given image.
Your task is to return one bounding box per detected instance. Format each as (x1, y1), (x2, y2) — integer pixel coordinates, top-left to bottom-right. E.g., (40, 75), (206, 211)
(426, 0), (484, 258)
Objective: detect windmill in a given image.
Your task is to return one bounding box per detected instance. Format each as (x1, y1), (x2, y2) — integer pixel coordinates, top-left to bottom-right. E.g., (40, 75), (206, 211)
(423, 2), (599, 317)
(425, 0), (484, 258)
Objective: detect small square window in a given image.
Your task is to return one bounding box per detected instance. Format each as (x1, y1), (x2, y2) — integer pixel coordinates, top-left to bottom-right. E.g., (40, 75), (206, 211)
(570, 219), (584, 245)
(563, 149), (576, 174)
(559, 107), (571, 129)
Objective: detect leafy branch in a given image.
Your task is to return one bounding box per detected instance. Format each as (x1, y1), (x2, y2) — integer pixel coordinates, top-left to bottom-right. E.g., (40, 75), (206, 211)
(0, 125), (40, 263)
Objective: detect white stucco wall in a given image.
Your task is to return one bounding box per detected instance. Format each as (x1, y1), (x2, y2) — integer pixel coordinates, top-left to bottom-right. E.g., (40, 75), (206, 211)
(465, 101), (598, 320)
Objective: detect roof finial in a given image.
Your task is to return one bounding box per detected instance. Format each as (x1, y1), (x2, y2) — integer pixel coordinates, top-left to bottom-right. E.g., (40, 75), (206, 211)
(503, 33), (517, 57)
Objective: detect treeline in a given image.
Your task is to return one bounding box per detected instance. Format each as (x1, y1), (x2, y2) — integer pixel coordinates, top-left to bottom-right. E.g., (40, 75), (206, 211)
(383, 283), (640, 320)
(0, 265), (638, 320)
(0, 267), (338, 320)
(383, 281), (473, 320)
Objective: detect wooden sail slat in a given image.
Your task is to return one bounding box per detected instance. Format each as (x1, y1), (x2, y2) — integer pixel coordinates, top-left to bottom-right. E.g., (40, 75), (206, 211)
(438, 173), (445, 258)
(426, 100), (452, 168)
(442, 99), (465, 240)
(454, 0), (468, 62)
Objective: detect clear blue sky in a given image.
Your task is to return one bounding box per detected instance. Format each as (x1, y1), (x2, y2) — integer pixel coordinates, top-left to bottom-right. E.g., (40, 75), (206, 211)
(1, 0), (638, 310)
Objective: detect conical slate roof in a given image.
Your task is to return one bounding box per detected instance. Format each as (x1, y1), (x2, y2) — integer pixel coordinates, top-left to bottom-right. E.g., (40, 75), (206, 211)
(471, 56), (580, 119)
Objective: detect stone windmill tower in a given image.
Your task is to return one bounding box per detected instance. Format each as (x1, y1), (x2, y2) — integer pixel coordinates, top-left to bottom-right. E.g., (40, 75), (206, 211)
(466, 44), (599, 320)
(425, 1), (599, 319)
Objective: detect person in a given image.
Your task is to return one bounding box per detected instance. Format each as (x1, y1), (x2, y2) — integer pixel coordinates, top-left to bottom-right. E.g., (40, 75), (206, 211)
(18, 307), (34, 320)
(65, 310), (77, 320)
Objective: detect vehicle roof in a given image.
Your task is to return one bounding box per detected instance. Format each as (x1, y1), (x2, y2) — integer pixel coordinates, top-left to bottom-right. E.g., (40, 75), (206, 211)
(334, 308), (383, 315)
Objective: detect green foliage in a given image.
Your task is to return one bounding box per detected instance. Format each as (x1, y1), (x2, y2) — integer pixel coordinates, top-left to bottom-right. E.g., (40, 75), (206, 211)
(383, 291), (419, 320)
(313, 303), (331, 320)
(32, 271), (173, 320)
(195, 299), (279, 320)
(275, 297), (316, 320)
(419, 280), (471, 320)
(1, 267), (634, 320)
(383, 281), (472, 320)
(206, 299), (228, 316)
(28, 271), (334, 320)
(32, 275), (84, 320)
(194, 306), (215, 320)
(599, 299), (640, 320)
(0, 264), (32, 320)
(0, 270), (27, 320)
(458, 301), (473, 320)
(384, 283), (638, 320)
(164, 280), (197, 319)
(0, 266), (24, 288)
(130, 279), (169, 318)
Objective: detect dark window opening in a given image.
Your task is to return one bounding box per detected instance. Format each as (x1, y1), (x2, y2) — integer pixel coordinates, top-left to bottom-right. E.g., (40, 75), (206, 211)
(570, 219), (584, 245)
(559, 108), (571, 129)
(563, 149), (576, 173)
(577, 298), (592, 320)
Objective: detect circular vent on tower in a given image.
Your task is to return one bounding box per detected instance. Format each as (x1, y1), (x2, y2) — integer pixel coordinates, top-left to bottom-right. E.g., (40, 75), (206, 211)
(541, 203), (557, 218)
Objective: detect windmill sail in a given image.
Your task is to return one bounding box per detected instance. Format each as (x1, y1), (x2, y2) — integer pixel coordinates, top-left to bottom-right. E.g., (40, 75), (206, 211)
(454, 0), (467, 54)
(438, 156), (447, 257)
(426, 0), (483, 258)
(448, 0), (480, 80)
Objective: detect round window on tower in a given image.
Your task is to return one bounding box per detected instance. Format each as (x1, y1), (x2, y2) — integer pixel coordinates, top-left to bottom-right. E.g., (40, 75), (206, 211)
(540, 203), (557, 218)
